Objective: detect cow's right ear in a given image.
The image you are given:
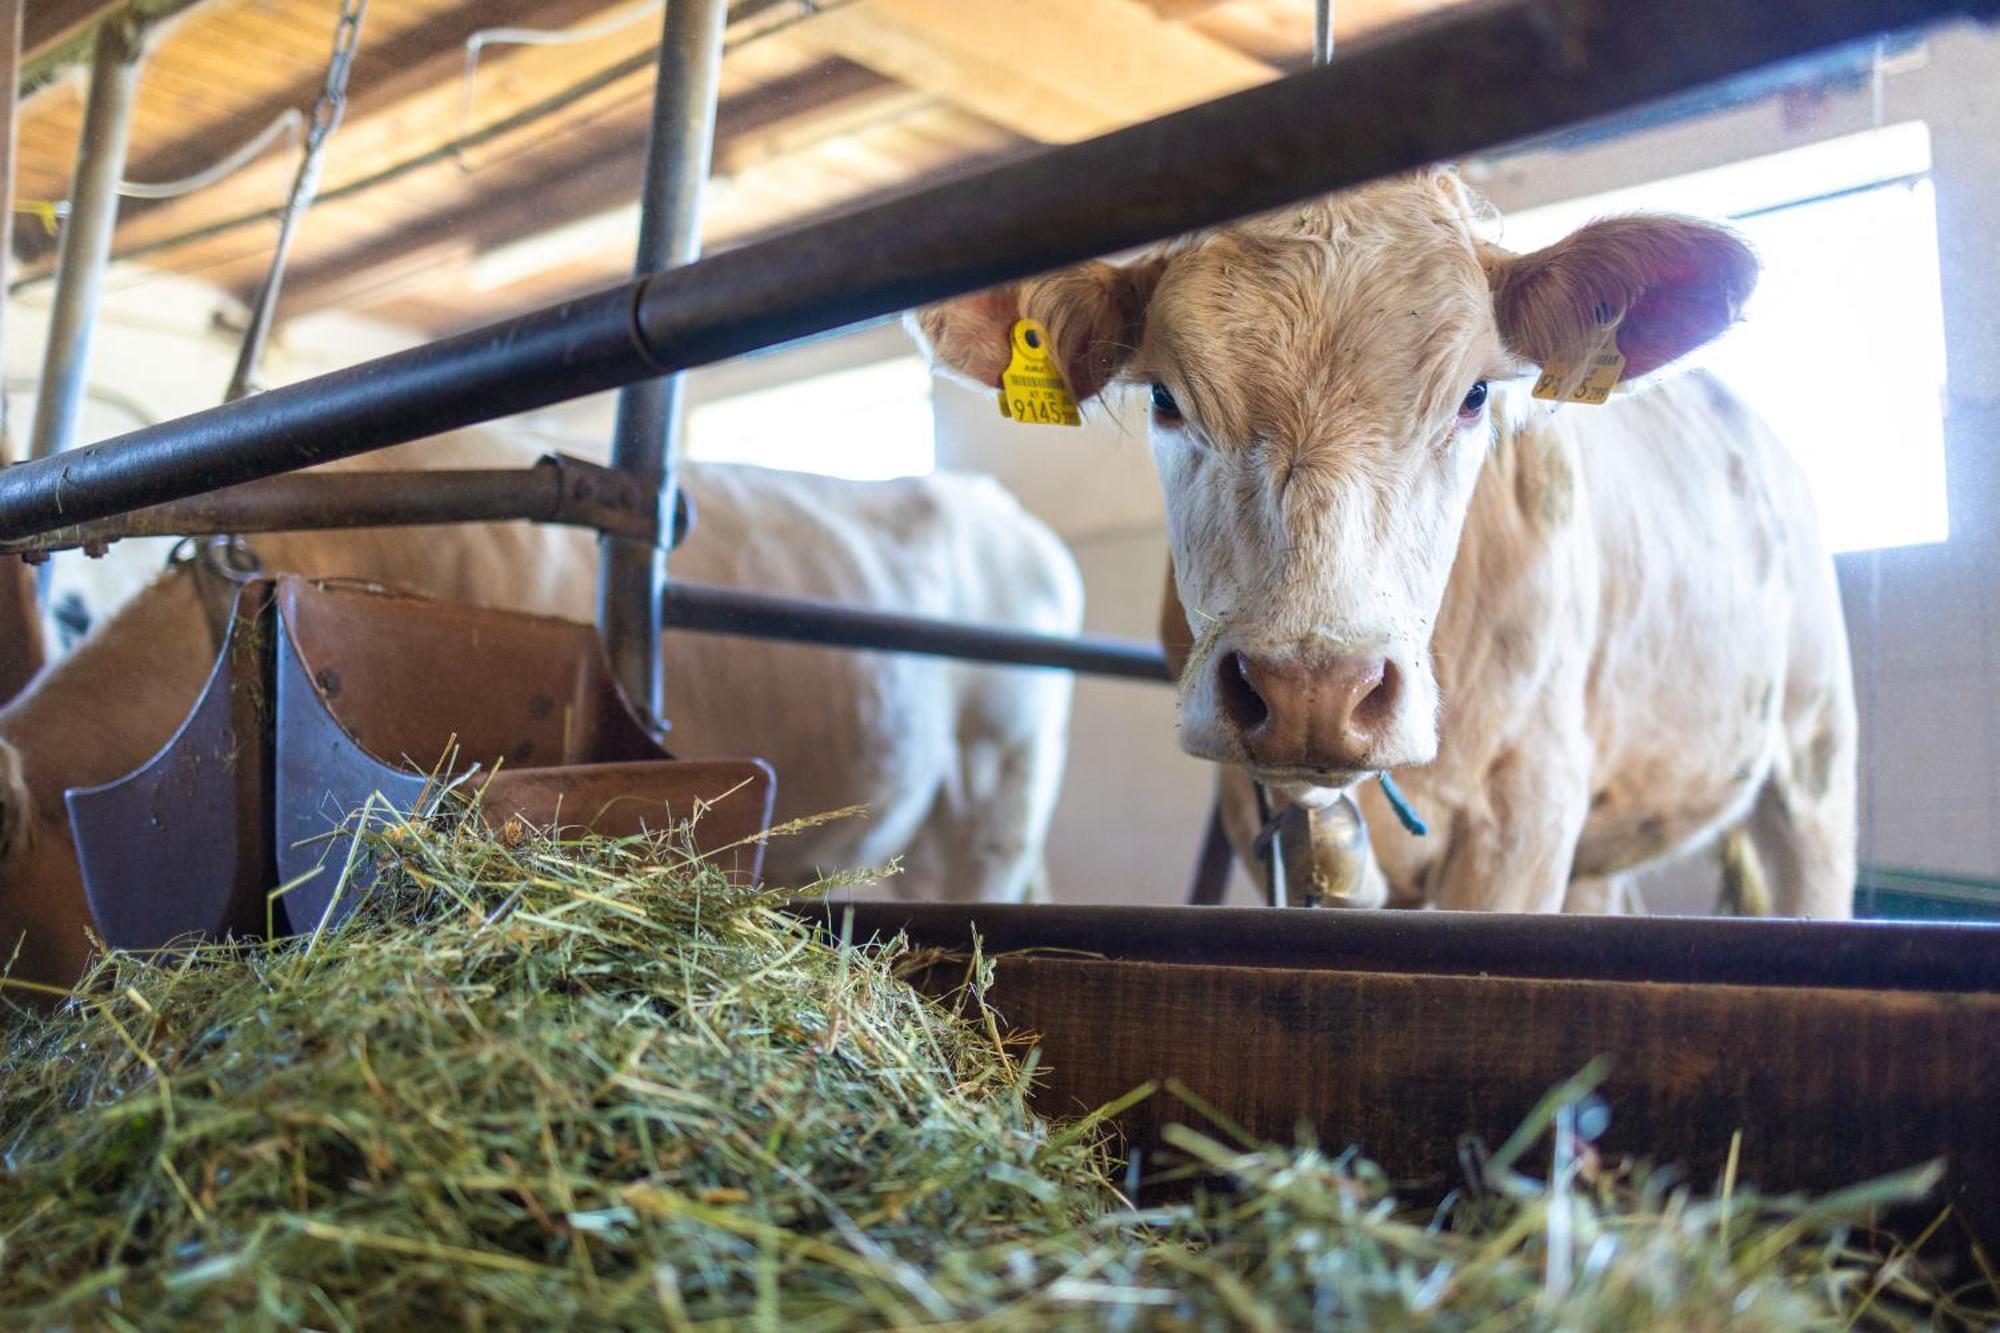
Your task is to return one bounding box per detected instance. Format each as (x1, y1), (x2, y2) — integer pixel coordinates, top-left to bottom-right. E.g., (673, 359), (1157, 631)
(911, 258), (1165, 403)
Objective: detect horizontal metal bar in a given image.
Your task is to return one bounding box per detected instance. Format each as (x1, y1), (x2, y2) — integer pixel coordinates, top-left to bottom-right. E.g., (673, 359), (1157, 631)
(0, 455), (669, 556)
(789, 900), (2000, 994)
(0, 0), (1992, 541)
(662, 580), (1172, 681)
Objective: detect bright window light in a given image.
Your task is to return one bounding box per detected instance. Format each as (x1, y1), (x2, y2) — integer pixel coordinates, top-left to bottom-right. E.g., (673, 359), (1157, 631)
(1498, 124), (1949, 555)
(685, 356), (936, 481)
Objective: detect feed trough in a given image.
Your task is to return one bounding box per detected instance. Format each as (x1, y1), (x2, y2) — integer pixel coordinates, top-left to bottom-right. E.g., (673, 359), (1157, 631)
(69, 575), (774, 949)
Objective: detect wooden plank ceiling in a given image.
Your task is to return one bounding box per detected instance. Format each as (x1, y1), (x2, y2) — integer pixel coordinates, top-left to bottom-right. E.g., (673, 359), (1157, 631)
(9, 0), (1462, 337)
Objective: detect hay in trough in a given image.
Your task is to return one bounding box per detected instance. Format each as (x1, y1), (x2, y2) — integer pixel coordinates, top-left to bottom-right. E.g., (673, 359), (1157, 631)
(1, 800), (1990, 1330)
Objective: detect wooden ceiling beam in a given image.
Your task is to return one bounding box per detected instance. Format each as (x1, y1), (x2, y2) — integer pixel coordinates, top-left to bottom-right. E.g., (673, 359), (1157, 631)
(268, 58), (901, 322)
(14, 0), (636, 265)
(796, 0), (1276, 144)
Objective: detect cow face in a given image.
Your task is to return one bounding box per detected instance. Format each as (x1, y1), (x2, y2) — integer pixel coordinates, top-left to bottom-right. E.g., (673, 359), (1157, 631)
(917, 170), (1755, 792)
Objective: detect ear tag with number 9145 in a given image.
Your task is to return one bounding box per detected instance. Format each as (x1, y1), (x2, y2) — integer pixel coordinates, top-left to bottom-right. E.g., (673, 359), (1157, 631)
(998, 318), (1082, 427)
(1532, 305), (1627, 406)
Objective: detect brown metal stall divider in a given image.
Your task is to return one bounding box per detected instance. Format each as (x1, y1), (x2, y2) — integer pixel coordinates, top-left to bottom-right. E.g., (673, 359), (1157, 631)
(68, 577), (775, 949)
(808, 902), (2000, 1253)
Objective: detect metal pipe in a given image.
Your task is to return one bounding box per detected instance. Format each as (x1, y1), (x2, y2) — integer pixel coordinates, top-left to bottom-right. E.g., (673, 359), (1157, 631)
(0, 0), (46, 707)
(600, 0), (728, 720)
(0, 0), (1991, 538)
(19, 0), (202, 99)
(0, 455), (674, 556)
(661, 581), (1174, 681)
(27, 15), (140, 462)
(0, 0), (20, 462)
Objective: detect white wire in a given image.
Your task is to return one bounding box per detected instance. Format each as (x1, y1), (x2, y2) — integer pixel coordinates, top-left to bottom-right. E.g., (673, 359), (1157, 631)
(117, 108), (305, 199)
(460, 2), (667, 148)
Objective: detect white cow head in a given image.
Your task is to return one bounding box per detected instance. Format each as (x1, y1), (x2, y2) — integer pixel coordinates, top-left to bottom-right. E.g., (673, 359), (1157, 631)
(917, 170), (1755, 791)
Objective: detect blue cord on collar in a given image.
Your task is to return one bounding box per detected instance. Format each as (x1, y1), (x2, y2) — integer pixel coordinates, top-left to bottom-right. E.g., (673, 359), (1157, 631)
(1378, 773), (1428, 837)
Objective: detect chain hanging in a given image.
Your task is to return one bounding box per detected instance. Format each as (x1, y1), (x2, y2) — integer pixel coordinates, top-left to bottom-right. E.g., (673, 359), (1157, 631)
(224, 0), (369, 403)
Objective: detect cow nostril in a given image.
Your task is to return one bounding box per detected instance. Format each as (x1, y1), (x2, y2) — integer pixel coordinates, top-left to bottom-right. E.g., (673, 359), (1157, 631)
(1351, 658), (1400, 733)
(1216, 651), (1270, 732)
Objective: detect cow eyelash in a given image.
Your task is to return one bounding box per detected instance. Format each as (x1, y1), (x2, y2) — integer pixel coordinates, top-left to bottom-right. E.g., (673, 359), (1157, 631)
(1150, 383), (1182, 421)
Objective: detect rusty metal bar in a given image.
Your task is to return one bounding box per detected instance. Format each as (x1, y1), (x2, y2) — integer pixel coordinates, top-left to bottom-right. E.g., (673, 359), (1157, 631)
(661, 580), (1173, 680)
(0, 455), (667, 557)
(0, 0), (1992, 538)
(26, 14), (140, 462)
(599, 0), (728, 721)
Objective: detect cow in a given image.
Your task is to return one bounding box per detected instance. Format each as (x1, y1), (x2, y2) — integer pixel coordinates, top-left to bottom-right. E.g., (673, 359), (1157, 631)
(2, 433), (1083, 994)
(918, 168), (1856, 917)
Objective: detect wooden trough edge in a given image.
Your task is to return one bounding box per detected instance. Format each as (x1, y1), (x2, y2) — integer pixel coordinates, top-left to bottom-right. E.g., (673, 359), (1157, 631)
(786, 902), (2000, 1257)
(791, 900), (2000, 993)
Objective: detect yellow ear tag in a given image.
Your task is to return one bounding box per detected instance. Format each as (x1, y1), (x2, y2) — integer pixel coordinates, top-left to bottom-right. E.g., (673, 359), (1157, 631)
(998, 318), (1082, 427)
(1531, 308), (1627, 405)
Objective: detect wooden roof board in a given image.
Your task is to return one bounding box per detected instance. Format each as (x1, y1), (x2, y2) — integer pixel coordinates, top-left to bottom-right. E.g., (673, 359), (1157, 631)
(6, 0), (1462, 335)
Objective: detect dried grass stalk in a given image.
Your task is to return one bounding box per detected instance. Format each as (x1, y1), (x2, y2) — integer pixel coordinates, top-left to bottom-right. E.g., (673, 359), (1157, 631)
(1, 800), (1988, 1330)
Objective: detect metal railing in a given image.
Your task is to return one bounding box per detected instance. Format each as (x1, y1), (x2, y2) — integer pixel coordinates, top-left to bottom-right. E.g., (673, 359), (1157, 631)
(0, 0), (1992, 715)
(4, 0), (1991, 542)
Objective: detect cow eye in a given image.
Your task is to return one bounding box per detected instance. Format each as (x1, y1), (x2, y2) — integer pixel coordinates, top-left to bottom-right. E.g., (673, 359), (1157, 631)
(1459, 380), (1489, 418)
(1150, 383), (1182, 420)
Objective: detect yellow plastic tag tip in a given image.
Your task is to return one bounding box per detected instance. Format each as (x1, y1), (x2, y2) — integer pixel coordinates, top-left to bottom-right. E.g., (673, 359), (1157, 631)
(997, 318), (1082, 428)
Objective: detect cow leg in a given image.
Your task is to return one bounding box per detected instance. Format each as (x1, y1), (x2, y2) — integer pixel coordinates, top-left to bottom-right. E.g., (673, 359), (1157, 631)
(1428, 746), (1590, 914)
(1737, 679), (1857, 919)
(1563, 873), (1641, 914)
(901, 726), (1064, 904)
(1742, 772), (1855, 919)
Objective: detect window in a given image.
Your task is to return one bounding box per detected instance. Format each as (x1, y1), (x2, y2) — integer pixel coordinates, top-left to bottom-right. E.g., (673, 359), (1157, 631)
(684, 356), (936, 481)
(1495, 123), (1948, 554)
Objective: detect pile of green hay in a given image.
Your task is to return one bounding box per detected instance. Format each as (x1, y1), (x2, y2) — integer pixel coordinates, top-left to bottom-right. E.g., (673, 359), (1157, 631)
(1, 802), (1989, 1329)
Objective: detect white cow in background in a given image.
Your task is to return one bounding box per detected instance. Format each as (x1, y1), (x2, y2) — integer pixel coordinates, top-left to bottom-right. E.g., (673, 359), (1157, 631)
(3, 431), (1081, 990)
(920, 168), (1856, 918)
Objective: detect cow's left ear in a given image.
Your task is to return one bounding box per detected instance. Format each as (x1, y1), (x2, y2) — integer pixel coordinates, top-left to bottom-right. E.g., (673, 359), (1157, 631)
(1487, 215), (1758, 378)
(911, 257), (1166, 403)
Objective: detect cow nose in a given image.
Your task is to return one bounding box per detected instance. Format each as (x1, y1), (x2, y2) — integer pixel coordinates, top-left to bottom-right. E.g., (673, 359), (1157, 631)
(1217, 649), (1401, 773)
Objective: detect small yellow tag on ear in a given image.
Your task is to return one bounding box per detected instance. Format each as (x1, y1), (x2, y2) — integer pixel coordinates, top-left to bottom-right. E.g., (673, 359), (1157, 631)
(1532, 313), (1627, 405)
(998, 318), (1082, 427)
